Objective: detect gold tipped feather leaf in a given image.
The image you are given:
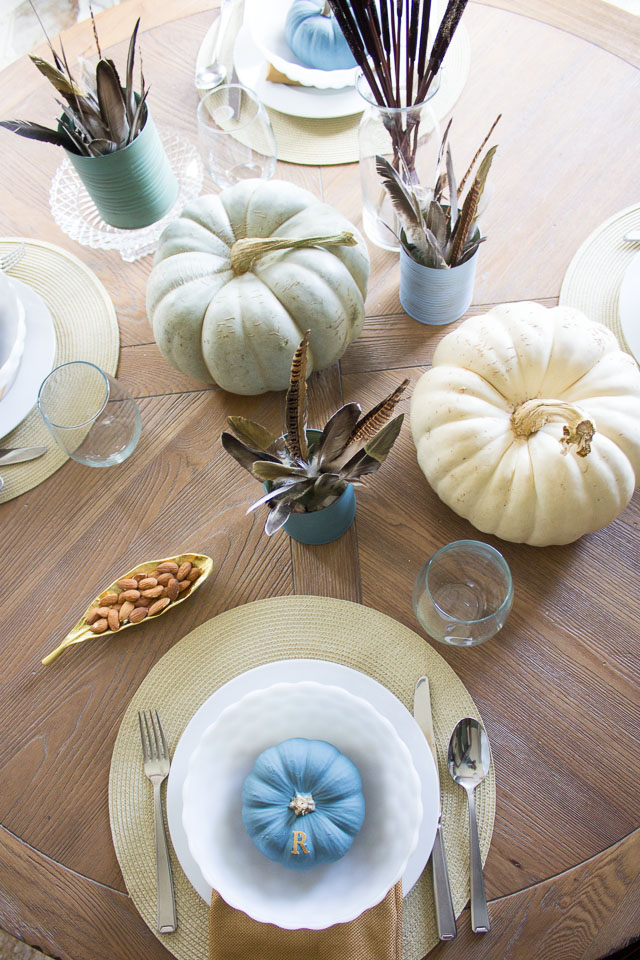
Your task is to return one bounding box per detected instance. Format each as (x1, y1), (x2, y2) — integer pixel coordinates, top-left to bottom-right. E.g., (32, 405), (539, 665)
(41, 553), (213, 666)
(227, 417), (277, 454)
(29, 55), (86, 98)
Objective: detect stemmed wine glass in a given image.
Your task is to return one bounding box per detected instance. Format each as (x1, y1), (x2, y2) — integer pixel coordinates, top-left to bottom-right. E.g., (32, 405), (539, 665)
(197, 83), (277, 190)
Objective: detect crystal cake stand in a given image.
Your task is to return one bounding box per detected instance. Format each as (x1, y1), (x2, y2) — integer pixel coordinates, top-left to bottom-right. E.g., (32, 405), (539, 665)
(49, 133), (203, 262)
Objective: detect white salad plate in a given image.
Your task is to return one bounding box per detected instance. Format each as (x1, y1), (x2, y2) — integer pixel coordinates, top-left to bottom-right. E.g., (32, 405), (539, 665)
(233, 26), (363, 119)
(0, 277), (57, 439)
(181, 680), (424, 929)
(618, 250), (640, 364)
(245, 0), (359, 89)
(167, 659), (439, 907)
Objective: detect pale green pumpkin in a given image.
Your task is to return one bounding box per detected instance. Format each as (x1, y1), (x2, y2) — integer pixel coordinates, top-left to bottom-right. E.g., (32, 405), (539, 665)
(147, 179), (369, 395)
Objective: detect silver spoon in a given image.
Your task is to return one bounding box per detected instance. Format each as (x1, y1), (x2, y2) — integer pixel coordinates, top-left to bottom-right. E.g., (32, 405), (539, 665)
(447, 717), (491, 933)
(195, 0), (233, 92)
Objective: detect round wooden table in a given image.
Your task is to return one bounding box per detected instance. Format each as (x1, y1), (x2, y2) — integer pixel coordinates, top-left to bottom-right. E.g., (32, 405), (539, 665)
(1, 2), (639, 958)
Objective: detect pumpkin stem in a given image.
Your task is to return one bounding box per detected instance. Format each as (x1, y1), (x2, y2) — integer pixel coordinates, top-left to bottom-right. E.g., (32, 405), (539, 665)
(511, 399), (596, 457)
(230, 232), (357, 275)
(321, 0), (332, 15)
(289, 793), (316, 816)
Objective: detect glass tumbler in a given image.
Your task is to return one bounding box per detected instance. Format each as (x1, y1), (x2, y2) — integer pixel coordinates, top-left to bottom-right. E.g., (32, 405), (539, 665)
(197, 83), (277, 189)
(413, 540), (513, 646)
(38, 361), (141, 467)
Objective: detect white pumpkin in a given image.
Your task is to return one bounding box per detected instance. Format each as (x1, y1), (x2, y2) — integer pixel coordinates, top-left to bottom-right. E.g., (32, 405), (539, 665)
(411, 302), (640, 546)
(147, 179), (369, 395)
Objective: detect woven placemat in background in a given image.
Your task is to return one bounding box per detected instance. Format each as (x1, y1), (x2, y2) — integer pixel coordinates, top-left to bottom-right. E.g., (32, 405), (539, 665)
(0, 238), (119, 503)
(110, 596), (496, 960)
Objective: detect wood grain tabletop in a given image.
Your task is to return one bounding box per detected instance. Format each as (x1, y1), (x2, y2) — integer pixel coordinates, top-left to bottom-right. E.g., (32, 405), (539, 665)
(0, 1), (638, 958)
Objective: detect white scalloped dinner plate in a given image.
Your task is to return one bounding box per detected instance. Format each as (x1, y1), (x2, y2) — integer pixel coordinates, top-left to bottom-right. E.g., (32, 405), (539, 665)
(167, 659), (438, 907)
(181, 680), (424, 928)
(233, 26), (364, 118)
(245, 0), (359, 89)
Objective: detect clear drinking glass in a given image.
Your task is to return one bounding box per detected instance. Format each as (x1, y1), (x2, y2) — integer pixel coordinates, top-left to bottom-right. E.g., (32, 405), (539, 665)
(197, 83), (277, 189)
(413, 540), (513, 647)
(38, 361), (141, 467)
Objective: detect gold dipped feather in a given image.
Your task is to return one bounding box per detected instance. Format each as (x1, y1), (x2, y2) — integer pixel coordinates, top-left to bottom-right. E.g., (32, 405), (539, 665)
(285, 332), (310, 462)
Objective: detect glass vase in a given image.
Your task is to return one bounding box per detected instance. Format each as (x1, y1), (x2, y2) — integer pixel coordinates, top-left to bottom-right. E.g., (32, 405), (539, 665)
(356, 73), (441, 252)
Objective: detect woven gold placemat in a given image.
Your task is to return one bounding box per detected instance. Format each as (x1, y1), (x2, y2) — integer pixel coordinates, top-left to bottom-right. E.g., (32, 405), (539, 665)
(559, 202), (640, 355)
(110, 596), (495, 960)
(196, 16), (471, 166)
(0, 238), (119, 503)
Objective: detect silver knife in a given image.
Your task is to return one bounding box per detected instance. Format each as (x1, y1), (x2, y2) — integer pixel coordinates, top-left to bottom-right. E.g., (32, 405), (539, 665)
(0, 445), (47, 465)
(414, 676), (457, 940)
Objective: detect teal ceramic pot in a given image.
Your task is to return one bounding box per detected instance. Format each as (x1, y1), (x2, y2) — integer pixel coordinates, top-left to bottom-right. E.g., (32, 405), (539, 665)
(265, 429), (357, 545)
(64, 108), (178, 229)
(284, 482), (356, 545)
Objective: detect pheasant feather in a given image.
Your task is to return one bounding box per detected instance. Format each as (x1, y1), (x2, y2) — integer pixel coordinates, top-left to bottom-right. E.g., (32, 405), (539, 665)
(285, 332), (310, 462)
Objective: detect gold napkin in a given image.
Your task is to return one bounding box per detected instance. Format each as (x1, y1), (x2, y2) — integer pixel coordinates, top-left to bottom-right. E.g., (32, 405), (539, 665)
(265, 63), (302, 85)
(209, 882), (403, 960)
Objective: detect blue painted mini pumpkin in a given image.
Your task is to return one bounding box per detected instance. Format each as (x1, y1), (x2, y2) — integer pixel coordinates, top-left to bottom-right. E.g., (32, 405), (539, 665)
(284, 0), (357, 71)
(241, 737), (365, 870)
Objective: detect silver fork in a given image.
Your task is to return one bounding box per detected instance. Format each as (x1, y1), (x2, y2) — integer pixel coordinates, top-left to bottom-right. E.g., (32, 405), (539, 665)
(138, 710), (178, 933)
(0, 243), (26, 273)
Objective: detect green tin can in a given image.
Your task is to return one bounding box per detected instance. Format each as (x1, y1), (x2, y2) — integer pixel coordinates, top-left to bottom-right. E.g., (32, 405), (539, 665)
(64, 108), (178, 230)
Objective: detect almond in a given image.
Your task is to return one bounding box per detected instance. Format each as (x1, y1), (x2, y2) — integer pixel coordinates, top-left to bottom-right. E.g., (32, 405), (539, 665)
(178, 579), (190, 592)
(141, 585), (164, 598)
(187, 567), (202, 582)
(86, 608), (102, 625)
(101, 592), (119, 606)
(138, 577), (158, 590)
(90, 618), (108, 634)
(148, 597), (170, 616)
(176, 561), (192, 581)
(134, 597), (150, 607)
(167, 578), (180, 601)
(107, 609), (120, 631)
(119, 589), (140, 602)
(119, 600), (135, 622)
(133, 573), (147, 582)
(95, 606), (112, 618)
(156, 573), (172, 586)
(157, 561), (179, 575)
(129, 607), (148, 623)
(116, 578), (138, 591)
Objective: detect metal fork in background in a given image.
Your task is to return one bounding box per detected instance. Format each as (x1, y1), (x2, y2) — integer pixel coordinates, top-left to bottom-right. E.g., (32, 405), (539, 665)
(138, 710), (178, 933)
(0, 242), (25, 273)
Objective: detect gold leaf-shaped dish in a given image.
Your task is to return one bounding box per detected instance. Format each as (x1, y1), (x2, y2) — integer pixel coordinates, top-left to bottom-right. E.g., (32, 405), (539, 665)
(42, 553), (213, 666)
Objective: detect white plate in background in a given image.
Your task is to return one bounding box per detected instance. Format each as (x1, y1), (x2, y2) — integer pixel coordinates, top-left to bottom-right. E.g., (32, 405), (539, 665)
(0, 277), (57, 439)
(618, 250), (640, 363)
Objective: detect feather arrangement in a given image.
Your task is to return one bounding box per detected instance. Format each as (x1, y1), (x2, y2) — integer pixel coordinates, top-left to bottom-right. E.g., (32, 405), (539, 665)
(222, 333), (409, 535)
(328, 0), (469, 173)
(376, 115), (501, 268)
(0, 8), (145, 157)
